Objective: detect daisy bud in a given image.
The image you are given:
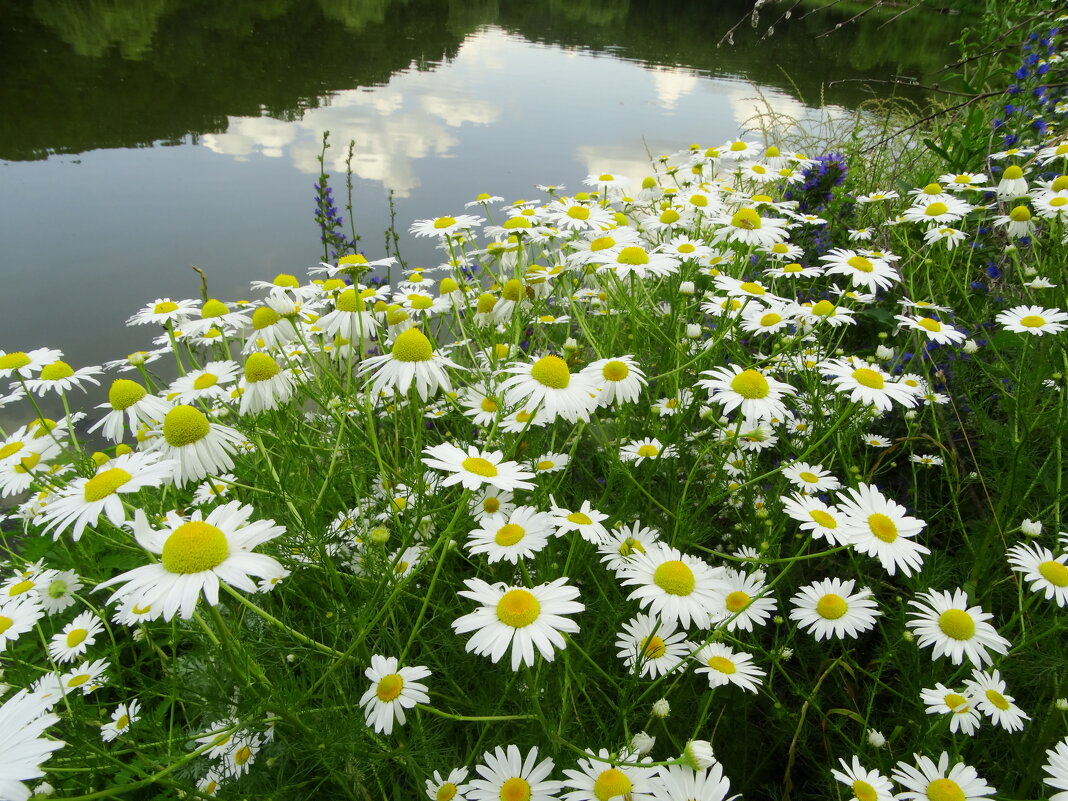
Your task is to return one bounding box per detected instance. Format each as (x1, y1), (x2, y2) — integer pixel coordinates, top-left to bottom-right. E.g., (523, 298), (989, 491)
(902, 629), (915, 642)
(563, 337), (579, 356)
(1055, 698), (1068, 711)
(779, 647), (794, 661)
(904, 410), (917, 420)
(32, 782), (55, 797)
(686, 324), (702, 339)
(370, 526), (390, 544)
(682, 740), (715, 770)
(631, 731), (656, 755)
(876, 345), (895, 361)
(651, 698), (671, 718)
(866, 728), (886, 748)
(679, 281), (696, 295)
(286, 654), (296, 663)
(963, 339), (979, 354)
(1020, 518), (1043, 536)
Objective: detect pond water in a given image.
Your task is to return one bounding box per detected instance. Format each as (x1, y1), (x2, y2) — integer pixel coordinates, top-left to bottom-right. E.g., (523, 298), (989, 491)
(0, 0), (962, 411)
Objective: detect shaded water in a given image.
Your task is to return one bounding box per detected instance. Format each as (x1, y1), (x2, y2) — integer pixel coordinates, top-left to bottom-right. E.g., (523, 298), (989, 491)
(0, 0), (963, 402)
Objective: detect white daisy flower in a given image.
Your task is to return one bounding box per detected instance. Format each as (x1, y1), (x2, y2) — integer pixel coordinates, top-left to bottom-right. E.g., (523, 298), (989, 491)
(653, 762), (735, 801)
(615, 612), (693, 678)
(923, 226), (968, 249)
(1042, 737), (1068, 801)
(905, 588), (1011, 667)
(532, 452), (570, 474)
(426, 768), (470, 801)
(781, 462), (841, 495)
(560, 748), (656, 801)
(0, 348), (63, 380)
(358, 654), (431, 736)
(466, 506), (554, 564)
(581, 355), (647, 407)
(830, 757), (894, 801)
(620, 544), (721, 629)
(711, 206), (791, 248)
(992, 204), (1036, 238)
(127, 297), (198, 327)
(500, 354), (599, 424)
(452, 577), (583, 671)
(891, 753), (995, 801)
(619, 438), (678, 466)
(237, 352), (295, 415)
(100, 699), (141, 742)
(895, 314), (966, 345)
(421, 443), (536, 492)
(144, 405), (245, 486)
(358, 328), (463, 401)
(995, 305), (1068, 336)
(709, 567), (776, 632)
(819, 248), (899, 292)
(692, 642), (765, 692)
(548, 499), (609, 544)
(60, 658), (109, 695)
(789, 577), (880, 640)
(23, 360), (103, 396)
(920, 683), (981, 735)
(463, 744), (560, 801)
(598, 521), (661, 575)
(698, 365), (795, 422)
(88, 378), (172, 443)
(964, 669), (1029, 732)
(96, 502), (287, 621)
(468, 488), (515, 522)
(459, 386), (503, 427)
(47, 611), (105, 664)
(836, 483), (930, 577)
(780, 493), (849, 545)
(822, 358), (919, 412)
(1006, 541), (1068, 606)
(0, 689), (63, 801)
(37, 570), (82, 615)
(0, 594), (45, 649)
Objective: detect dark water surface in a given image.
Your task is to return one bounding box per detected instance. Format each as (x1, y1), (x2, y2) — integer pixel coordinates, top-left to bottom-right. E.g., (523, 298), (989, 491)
(0, 0), (962, 400)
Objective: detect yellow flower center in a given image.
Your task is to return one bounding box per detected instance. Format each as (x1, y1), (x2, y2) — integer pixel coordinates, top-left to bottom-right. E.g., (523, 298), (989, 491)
(272, 273), (299, 287)
(115, 714), (130, 730)
(602, 361), (630, 382)
(1019, 315), (1046, 328)
(0, 616), (12, 634)
(108, 379), (146, 410)
(1051, 197), (1068, 208)
(1003, 165), (1024, 180)
(567, 512), (593, 526)
(66, 628), (88, 647)
(252, 306), (281, 330)
(244, 353), (281, 383)
(925, 202), (949, 217)
(391, 328), (434, 362)
(944, 692), (969, 711)
(852, 368), (885, 389)
(853, 780), (878, 801)
(163, 405), (210, 447)
(234, 745), (253, 765)
(8, 579), (34, 596)
(375, 673), (404, 701)
(593, 769), (633, 801)
(567, 206), (591, 220)
(1038, 560), (1068, 586)
(619, 538), (646, 556)
(816, 593), (848, 619)
(725, 590), (750, 613)
(708, 655), (736, 674)
(1009, 205), (1031, 222)
(590, 236), (616, 252)
(798, 471), (820, 484)
(811, 300), (836, 317)
(153, 301), (179, 314)
(462, 457), (498, 478)
(660, 209), (681, 224)
(689, 194), (709, 207)
(926, 778), (965, 801)
(536, 460), (555, 471)
(500, 777), (532, 801)
(938, 609), (976, 640)
(730, 369), (770, 399)
(531, 355), (571, 389)
(847, 255), (874, 272)
(15, 453), (41, 473)
(67, 673), (91, 687)
(201, 299), (229, 318)
(503, 217), (531, 229)
(497, 589), (541, 628)
(729, 141), (747, 152)
(984, 688), (1010, 710)
(161, 521), (230, 574)
(500, 279), (525, 302)
(480, 398), (499, 413)
(731, 208), (762, 230)
(636, 444), (659, 459)
(495, 524), (526, 546)
(40, 361), (74, 381)
(193, 373), (218, 390)
(918, 317), (942, 332)
(760, 312), (782, 326)
(642, 636), (667, 659)
(0, 352), (30, 370)
(923, 182), (942, 195)
(653, 560), (695, 596)
(432, 216), (456, 229)
(617, 246), (650, 265)
(515, 411), (532, 423)
(483, 497), (500, 514)
(867, 513), (898, 542)
(953, 174), (973, 185)
(1052, 176), (1068, 191)
(0, 441), (23, 460)
(84, 468), (133, 502)
(335, 289), (367, 313)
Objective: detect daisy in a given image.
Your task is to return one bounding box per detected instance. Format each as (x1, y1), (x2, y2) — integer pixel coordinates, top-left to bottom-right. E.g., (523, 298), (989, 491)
(421, 443), (536, 492)
(38, 452), (175, 541)
(818, 248), (899, 292)
(857, 190), (899, 203)
(781, 462), (841, 495)
(923, 226), (968, 249)
(500, 354), (599, 424)
(789, 578), (880, 640)
(692, 642), (765, 692)
(940, 171), (989, 191)
(619, 438), (678, 466)
(837, 483), (930, 577)
(452, 577), (583, 671)
(830, 757), (895, 801)
(992, 205), (1035, 238)
(463, 745), (560, 801)
(796, 299), (856, 328)
(48, 610), (105, 664)
(615, 612), (693, 678)
(544, 197), (615, 232)
(995, 305), (1068, 336)
(582, 355), (647, 407)
(469, 487), (515, 522)
(38, 570), (82, 615)
(238, 352), (295, 415)
(862, 433), (891, 448)
(598, 521), (661, 574)
(1035, 190), (1068, 220)
(127, 297), (198, 326)
(895, 314), (966, 345)
(95, 502), (287, 621)
(590, 244), (681, 280)
(711, 206), (791, 248)
(532, 452), (570, 474)
(426, 768), (470, 801)
(906, 588), (1011, 667)
(144, 405), (245, 486)
(60, 658), (109, 694)
(822, 358), (919, 412)
(996, 164), (1028, 198)
(100, 699), (141, 742)
(900, 196), (972, 224)
(920, 683), (981, 735)
(621, 544), (721, 629)
(780, 493), (849, 545)
(0, 594), (45, 649)
(764, 261), (822, 279)
(23, 360), (103, 396)
(739, 301), (796, 335)
(466, 506), (554, 564)
(1006, 541), (1068, 606)
(709, 567), (776, 632)
(549, 499), (609, 544)
(358, 328), (462, 401)
(358, 654), (431, 736)
(0, 689), (63, 801)
(561, 748), (656, 801)
(88, 378), (172, 442)
(651, 391), (693, 417)
(0, 347), (62, 380)
(460, 386), (503, 427)
(219, 731), (261, 778)
(698, 365), (795, 422)
(410, 214), (484, 239)
(892, 753), (995, 801)
(1042, 737), (1068, 801)
(964, 669), (1029, 732)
